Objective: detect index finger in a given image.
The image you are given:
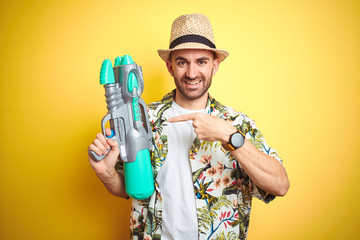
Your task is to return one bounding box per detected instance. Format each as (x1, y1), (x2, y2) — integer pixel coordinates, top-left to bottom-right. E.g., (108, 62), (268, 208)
(169, 113), (197, 123)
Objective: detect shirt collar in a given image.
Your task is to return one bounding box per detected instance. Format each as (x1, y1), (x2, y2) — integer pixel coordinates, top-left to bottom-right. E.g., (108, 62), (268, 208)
(156, 89), (219, 119)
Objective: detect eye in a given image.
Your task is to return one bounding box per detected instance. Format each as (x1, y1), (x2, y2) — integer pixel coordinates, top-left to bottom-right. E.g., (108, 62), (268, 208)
(198, 59), (208, 65)
(176, 61), (187, 67)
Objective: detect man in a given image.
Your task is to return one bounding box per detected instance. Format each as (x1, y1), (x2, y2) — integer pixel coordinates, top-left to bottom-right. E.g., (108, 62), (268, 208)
(88, 13), (289, 240)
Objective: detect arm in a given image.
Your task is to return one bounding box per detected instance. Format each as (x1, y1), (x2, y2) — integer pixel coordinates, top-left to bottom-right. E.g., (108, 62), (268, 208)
(169, 113), (290, 197)
(228, 138), (289, 196)
(88, 129), (128, 198)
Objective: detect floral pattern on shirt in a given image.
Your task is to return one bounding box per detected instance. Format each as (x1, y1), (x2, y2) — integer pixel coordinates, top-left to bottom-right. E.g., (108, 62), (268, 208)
(126, 90), (283, 240)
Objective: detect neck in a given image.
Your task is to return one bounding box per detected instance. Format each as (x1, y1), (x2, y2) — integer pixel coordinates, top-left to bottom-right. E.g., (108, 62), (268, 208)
(174, 90), (208, 110)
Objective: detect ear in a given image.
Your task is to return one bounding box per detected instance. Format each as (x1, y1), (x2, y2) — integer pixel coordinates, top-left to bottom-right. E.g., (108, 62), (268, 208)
(211, 58), (220, 76)
(166, 60), (174, 77)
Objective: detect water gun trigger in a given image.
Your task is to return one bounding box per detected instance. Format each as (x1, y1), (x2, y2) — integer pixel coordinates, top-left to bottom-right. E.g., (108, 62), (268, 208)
(106, 129), (115, 138)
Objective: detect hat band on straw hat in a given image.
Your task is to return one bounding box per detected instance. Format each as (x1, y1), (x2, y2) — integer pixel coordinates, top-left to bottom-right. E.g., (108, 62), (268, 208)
(169, 34), (216, 49)
(158, 14), (229, 62)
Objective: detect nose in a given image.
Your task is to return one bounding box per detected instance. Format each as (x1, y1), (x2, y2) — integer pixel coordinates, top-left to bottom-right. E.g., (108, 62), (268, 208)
(185, 63), (198, 79)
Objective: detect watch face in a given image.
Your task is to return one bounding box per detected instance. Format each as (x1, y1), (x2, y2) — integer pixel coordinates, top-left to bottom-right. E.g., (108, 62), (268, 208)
(231, 132), (245, 148)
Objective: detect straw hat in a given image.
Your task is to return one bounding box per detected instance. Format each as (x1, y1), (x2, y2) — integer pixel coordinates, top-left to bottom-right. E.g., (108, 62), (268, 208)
(157, 13), (229, 62)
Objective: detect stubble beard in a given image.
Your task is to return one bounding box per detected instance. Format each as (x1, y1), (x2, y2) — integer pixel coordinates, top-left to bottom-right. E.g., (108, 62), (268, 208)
(174, 73), (213, 101)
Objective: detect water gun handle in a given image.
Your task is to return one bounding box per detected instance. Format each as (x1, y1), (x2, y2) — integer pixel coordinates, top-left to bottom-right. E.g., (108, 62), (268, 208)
(89, 147), (108, 162)
(88, 114), (115, 161)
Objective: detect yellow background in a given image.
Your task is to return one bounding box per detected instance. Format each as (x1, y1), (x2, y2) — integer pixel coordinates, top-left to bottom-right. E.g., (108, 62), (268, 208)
(1, 0), (359, 239)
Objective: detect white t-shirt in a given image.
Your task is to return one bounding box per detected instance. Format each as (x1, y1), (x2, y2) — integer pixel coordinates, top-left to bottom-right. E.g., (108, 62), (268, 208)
(157, 101), (205, 240)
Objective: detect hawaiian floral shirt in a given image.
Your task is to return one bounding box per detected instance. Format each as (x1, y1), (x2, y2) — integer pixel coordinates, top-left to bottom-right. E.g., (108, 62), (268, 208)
(122, 90), (283, 240)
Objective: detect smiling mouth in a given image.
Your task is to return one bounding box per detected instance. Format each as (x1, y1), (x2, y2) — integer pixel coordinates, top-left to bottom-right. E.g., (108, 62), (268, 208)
(185, 80), (201, 85)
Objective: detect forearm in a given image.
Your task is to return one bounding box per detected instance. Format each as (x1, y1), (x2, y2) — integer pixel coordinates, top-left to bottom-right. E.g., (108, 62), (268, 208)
(94, 167), (128, 198)
(231, 139), (289, 196)
(89, 135), (128, 199)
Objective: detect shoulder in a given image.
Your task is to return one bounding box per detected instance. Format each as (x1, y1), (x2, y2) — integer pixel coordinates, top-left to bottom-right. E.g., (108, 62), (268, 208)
(146, 99), (172, 124)
(210, 97), (259, 136)
(146, 90), (175, 118)
(147, 100), (162, 111)
(209, 97), (250, 123)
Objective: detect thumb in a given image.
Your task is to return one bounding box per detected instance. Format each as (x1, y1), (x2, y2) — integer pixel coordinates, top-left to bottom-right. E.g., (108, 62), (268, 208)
(106, 139), (120, 157)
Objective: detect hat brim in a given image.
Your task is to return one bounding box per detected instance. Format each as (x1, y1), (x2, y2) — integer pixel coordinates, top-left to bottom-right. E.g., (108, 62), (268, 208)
(157, 42), (229, 62)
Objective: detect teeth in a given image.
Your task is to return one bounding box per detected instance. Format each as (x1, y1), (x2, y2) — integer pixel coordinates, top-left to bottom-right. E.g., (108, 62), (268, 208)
(186, 80), (200, 85)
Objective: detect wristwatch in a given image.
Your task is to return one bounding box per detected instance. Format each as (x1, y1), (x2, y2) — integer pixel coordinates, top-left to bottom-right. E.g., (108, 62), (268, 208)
(222, 130), (245, 151)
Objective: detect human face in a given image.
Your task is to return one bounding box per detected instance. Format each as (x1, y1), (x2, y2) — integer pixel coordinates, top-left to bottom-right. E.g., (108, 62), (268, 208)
(166, 49), (220, 106)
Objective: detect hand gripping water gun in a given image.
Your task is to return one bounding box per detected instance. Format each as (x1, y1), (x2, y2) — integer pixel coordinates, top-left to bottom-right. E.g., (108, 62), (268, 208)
(89, 55), (154, 200)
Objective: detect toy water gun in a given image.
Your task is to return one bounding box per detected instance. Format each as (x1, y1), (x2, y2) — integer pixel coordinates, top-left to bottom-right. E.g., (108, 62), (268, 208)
(89, 55), (154, 200)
